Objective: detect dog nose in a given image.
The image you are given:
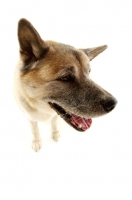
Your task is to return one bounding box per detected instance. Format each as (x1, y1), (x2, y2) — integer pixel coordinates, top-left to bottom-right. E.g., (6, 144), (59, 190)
(102, 98), (117, 112)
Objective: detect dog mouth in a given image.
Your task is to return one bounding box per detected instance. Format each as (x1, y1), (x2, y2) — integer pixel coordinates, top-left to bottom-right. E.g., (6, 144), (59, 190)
(49, 102), (92, 132)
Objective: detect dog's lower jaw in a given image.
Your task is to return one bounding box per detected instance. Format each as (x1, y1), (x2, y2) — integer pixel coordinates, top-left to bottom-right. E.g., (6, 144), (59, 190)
(48, 102), (92, 132)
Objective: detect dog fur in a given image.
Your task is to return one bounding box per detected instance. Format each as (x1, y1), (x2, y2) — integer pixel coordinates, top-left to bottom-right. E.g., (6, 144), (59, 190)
(14, 18), (117, 151)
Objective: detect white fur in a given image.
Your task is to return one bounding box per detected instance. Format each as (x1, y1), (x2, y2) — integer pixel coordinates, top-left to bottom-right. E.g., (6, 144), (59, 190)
(14, 62), (59, 152)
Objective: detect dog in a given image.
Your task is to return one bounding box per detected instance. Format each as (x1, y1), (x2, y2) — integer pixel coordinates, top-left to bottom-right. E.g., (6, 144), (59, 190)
(14, 18), (117, 152)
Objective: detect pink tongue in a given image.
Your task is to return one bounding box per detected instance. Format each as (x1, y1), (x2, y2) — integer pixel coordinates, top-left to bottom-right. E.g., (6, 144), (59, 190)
(71, 114), (92, 131)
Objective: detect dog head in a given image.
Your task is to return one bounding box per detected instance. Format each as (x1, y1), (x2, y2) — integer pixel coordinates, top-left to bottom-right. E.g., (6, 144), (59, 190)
(17, 18), (117, 131)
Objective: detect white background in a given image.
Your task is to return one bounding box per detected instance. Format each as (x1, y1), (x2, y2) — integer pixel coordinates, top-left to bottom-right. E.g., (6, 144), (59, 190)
(0, 1), (132, 200)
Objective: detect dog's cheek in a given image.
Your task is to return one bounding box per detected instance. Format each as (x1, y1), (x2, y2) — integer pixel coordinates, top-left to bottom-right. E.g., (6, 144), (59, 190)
(42, 82), (73, 98)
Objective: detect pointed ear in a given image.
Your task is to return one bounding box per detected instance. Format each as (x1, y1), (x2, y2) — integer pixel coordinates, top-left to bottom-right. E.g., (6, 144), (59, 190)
(81, 45), (107, 61)
(18, 18), (49, 66)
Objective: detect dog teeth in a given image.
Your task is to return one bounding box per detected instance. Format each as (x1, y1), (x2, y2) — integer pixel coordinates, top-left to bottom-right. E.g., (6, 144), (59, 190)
(78, 124), (82, 128)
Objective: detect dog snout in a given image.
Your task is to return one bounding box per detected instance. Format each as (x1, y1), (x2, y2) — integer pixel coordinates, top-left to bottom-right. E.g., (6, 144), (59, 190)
(101, 98), (117, 112)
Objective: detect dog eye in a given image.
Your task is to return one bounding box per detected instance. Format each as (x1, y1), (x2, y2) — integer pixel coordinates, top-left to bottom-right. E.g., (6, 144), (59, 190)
(59, 75), (74, 82)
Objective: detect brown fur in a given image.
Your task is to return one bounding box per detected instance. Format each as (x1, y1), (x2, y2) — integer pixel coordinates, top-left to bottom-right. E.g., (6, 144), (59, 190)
(14, 18), (117, 151)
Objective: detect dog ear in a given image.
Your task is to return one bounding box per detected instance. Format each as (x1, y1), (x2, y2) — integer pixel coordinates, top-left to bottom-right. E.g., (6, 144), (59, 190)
(81, 45), (107, 61)
(18, 18), (49, 66)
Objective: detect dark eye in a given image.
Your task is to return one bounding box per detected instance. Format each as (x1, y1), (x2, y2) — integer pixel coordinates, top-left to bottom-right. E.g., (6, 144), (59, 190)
(59, 75), (74, 82)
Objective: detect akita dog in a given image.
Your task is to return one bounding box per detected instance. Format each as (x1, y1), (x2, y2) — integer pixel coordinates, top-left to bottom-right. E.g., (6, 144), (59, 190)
(14, 19), (117, 151)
